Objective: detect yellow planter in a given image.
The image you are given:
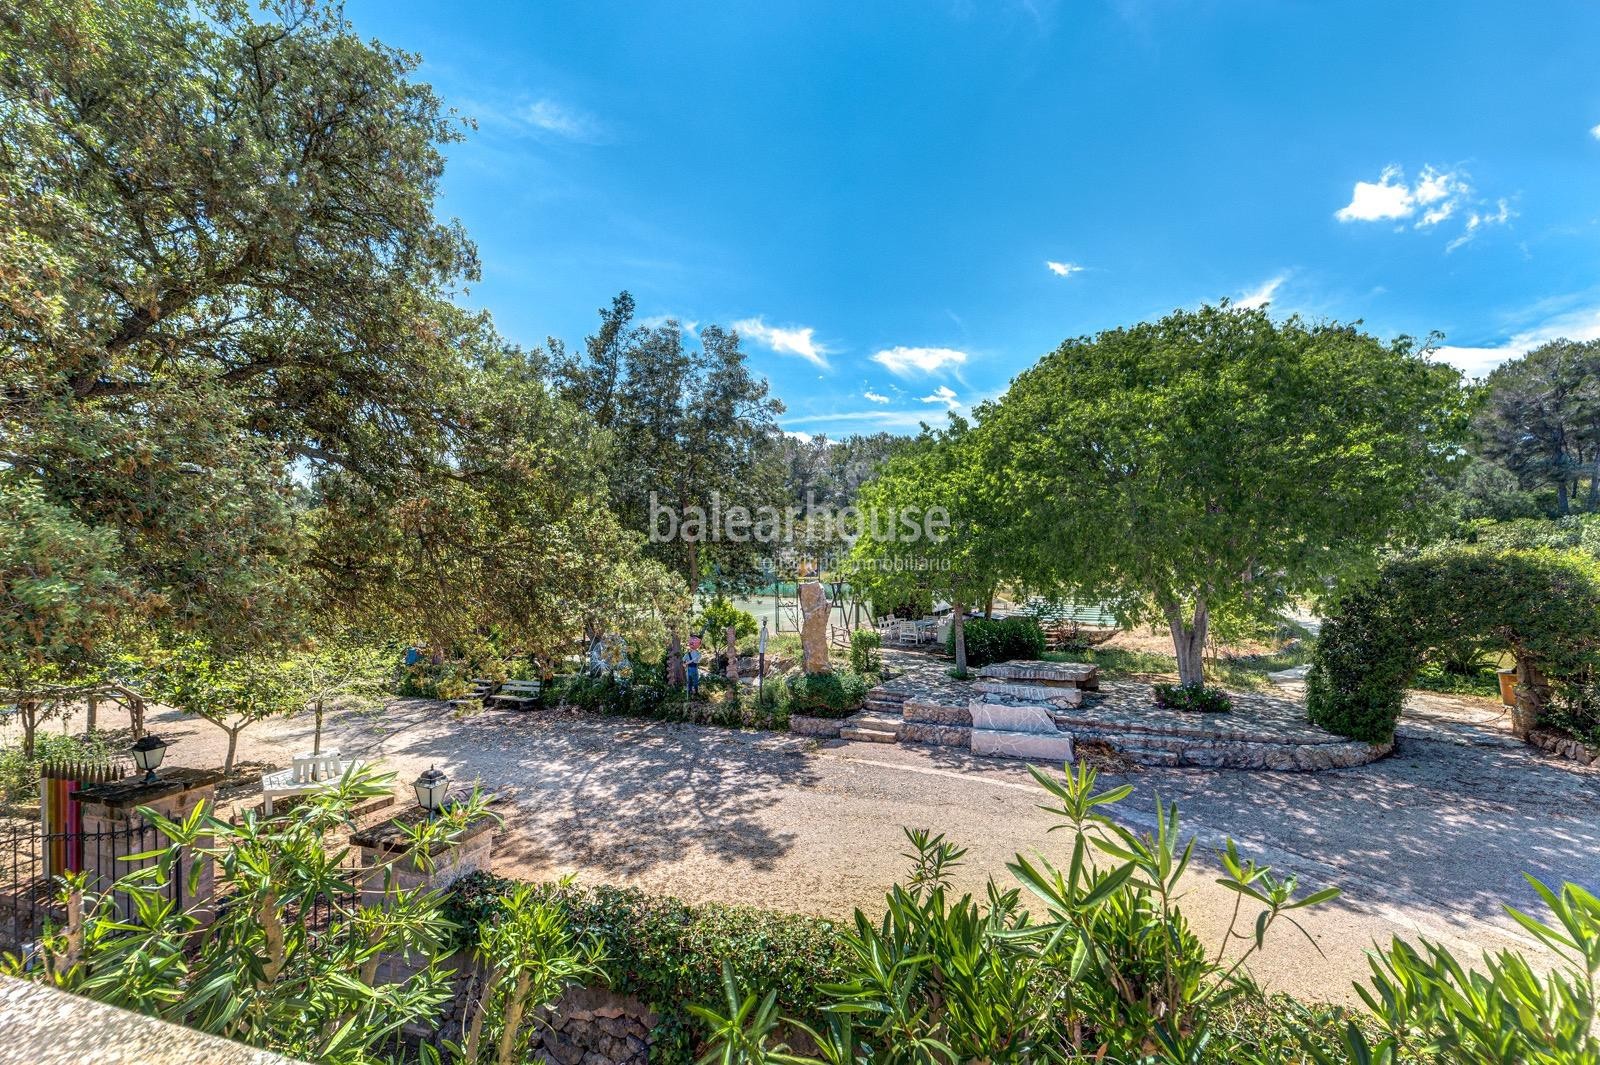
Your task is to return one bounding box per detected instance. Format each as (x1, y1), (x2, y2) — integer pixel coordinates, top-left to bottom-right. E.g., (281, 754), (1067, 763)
(1497, 668), (1518, 707)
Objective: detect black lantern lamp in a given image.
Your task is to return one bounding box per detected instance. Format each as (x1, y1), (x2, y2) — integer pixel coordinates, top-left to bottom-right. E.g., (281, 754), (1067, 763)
(412, 765), (450, 817)
(130, 735), (168, 784)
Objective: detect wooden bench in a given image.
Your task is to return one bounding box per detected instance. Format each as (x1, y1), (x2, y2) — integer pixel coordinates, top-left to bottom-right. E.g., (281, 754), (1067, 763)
(489, 678), (542, 710)
(261, 750), (359, 815)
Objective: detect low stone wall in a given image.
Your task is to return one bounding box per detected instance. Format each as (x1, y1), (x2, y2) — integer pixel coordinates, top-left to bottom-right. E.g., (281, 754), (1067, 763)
(1069, 726), (1391, 770)
(788, 713), (844, 738)
(528, 986), (656, 1065)
(1529, 727), (1599, 767)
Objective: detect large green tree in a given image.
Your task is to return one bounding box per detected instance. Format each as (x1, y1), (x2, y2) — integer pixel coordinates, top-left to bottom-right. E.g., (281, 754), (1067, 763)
(990, 305), (1467, 687)
(1473, 339), (1600, 516)
(554, 294), (786, 593)
(1, 0), (483, 698)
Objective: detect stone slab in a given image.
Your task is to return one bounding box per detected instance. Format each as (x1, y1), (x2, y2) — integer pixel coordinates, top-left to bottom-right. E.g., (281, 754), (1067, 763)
(970, 700), (1060, 735)
(971, 728), (1075, 761)
(976, 660), (1099, 689)
(974, 680), (1084, 707)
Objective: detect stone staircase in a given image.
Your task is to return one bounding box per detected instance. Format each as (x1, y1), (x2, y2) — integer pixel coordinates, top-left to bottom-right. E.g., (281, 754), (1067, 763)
(863, 688), (907, 715)
(839, 711), (903, 743)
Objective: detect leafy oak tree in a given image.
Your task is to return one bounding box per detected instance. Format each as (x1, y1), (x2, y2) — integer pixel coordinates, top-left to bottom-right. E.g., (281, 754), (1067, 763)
(990, 304), (1467, 687)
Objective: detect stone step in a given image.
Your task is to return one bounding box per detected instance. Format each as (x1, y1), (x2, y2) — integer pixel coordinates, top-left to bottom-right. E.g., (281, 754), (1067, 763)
(849, 712), (904, 732)
(864, 698), (904, 713)
(840, 726), (899, 743)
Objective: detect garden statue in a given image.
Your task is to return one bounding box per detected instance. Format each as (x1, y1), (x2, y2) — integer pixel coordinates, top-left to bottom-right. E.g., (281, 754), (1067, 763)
(798, 560), (831, 674)
(726, 625), (740, 682)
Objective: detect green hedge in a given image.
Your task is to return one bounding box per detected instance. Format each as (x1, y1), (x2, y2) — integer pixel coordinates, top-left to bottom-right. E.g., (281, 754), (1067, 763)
(784, 670), (868, 718)
(1308, 546), (1600, 743)
(947, 616), (1046, 667)
(444, 873), (845, 1065)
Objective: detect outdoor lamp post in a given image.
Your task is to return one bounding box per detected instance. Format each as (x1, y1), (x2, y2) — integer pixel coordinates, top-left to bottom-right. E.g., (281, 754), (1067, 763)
(130, 735), (168, 784)
(412, 766), (450, 817)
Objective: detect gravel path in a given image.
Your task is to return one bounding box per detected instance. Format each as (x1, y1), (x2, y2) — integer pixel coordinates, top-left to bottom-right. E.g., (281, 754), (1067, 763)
(27, 686), (1598, 1005)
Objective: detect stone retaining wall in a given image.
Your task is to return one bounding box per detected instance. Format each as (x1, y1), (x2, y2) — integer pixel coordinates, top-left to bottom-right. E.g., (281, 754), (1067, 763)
(1529, 727), (1599, 767)
(528, 986), (655, 1065)
(788, 713), (844, 738)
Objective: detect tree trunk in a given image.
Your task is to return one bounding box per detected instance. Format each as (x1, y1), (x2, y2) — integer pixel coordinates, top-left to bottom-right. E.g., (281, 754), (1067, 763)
(128, 694), (145, 739)
(1163, 599), (1209, 688)
(952, 599), (968, 676)
(1557, 479), (1571, 516)
(313, 698), (325, 756)
(223, 725), (243, 775)
(983, 586), (995, 619)
(1588, 454), (1600, 511)
(19, 699), (38, 760)
(86, 694), (98, 734)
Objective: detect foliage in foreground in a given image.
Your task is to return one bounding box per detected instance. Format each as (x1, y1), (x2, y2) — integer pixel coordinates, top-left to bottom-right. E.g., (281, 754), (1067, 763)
(784, 670), (869, 718)
(5, 767), (594, 1065)
(688, 766), (1600, 1065)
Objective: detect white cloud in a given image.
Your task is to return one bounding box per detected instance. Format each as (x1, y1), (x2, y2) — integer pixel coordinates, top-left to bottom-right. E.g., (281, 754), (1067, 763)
(1447, 199), (1515, 252)
(1234, 275), (1286, 310)
(1335, 165), (1416, 222)
(1336, 164), (1515, 248)
(733, 317), (830, 369)
(1045, 260), (1084, 277)
(1334, 164), (1472, 227)
(870, 345), (969, 377)
(783, 409), (940, 432)
(1591, 123), (1600, 140)
(523, 98), (604, 141)
(863, 390), (891, 404)
(920, 385), (960, 409)
(1432, 302), (1600, 378)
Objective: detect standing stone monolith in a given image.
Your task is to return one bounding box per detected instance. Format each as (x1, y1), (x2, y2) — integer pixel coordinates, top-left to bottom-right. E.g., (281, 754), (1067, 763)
(798, 565), (831, 674)
(725, 625), (741, 682)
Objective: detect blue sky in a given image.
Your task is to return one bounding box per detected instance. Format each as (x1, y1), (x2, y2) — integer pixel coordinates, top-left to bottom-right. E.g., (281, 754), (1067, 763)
(347, 0), (1600, 437)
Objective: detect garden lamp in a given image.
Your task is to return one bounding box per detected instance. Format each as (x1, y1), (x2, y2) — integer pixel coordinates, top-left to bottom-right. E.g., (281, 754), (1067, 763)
(130, 735), (168, 784)
(412, 765), (450, 817)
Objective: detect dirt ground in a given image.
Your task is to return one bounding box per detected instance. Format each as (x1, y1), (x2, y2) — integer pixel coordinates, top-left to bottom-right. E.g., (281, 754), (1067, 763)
(16, 683), (1597, 1006)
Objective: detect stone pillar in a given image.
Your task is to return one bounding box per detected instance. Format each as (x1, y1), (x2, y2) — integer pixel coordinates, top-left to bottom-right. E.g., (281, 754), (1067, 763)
(798, 574), (831, 674)
(725, 625), (740, 682)
(74, 768), (223, 916)
(349, 809), (497, 907)
(1511, 659), (1548, 740)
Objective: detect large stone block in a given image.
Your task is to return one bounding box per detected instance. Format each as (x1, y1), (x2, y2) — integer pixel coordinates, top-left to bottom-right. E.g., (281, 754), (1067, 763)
(971, 728), (1075, 761)
(969, 700), (1059, 734)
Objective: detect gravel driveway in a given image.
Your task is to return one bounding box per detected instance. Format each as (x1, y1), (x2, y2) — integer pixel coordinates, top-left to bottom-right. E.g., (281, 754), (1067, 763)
(64, 687), (1600, 1005)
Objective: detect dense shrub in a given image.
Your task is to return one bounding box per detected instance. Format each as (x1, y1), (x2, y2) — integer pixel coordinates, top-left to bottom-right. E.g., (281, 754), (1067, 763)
(695, 597), (758, 643)
(1308, 546), (1600, 743)
(847, 629), (881, 675)
(396, 661), (470, 700)
(947, 615), (1046, 667)
(445, 874), (846, 1065)
(784, 670), (868, 717)
(1153, 683), (1233, 713)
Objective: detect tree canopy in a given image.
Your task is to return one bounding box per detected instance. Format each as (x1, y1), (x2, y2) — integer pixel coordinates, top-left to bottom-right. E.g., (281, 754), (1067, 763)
(986, 304), (1467, 686)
